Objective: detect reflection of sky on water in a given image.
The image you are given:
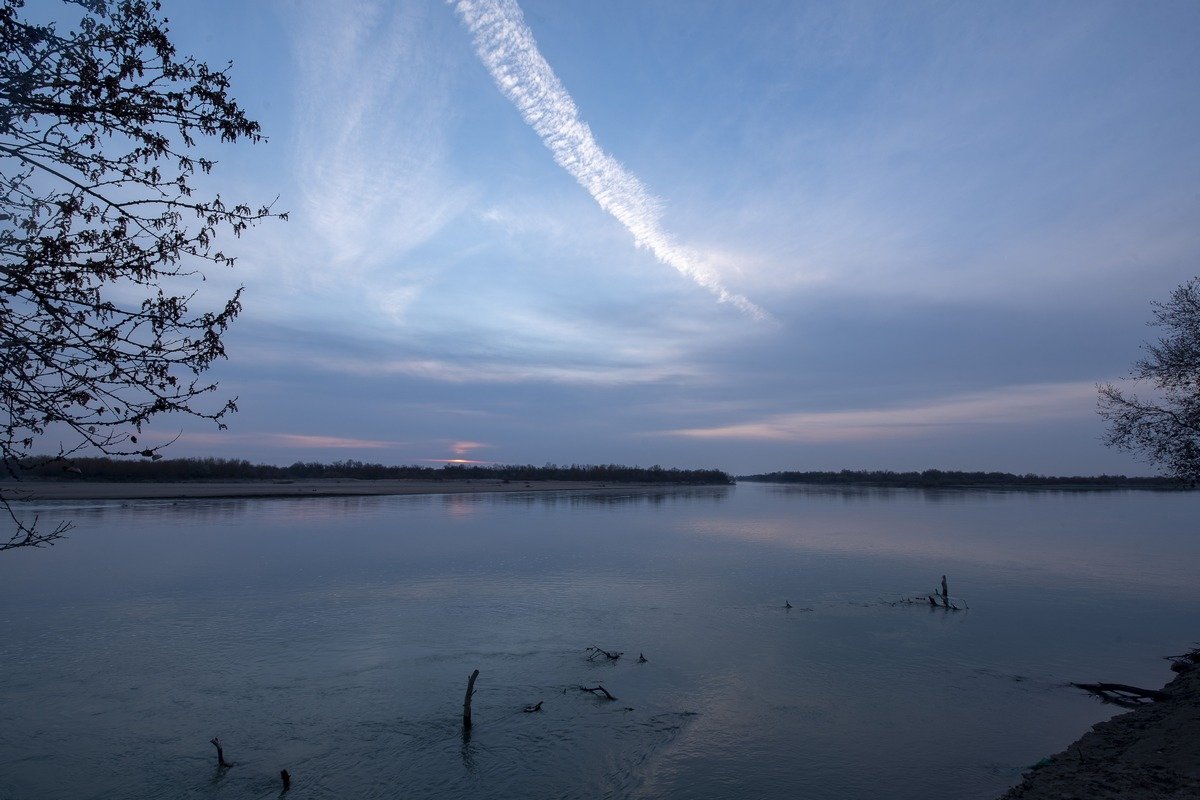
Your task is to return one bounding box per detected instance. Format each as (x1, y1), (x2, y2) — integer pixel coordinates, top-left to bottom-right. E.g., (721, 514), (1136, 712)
(689, 484), (1200, 597)
(0, 484), (1196, 799)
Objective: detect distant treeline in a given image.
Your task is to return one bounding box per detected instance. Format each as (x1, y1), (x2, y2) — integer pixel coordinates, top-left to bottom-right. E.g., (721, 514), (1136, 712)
(738, 469), (1188, 489)
(12, 457), (734, 485)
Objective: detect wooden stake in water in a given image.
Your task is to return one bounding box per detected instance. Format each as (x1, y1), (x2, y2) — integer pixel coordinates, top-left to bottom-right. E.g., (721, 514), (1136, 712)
(463, 669), (480, 731)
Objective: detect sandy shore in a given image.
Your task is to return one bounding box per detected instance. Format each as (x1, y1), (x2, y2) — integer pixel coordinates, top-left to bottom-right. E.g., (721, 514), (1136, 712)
(1000, 664), (1200, 799)
(0, 479), (720, 501)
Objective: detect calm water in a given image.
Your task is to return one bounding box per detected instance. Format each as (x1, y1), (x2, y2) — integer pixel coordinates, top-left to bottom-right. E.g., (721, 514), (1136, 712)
(1, 483), (1197, 800)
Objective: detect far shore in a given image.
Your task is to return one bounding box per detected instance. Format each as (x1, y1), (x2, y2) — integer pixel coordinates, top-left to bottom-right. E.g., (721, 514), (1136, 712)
(0, 479), (727, 502)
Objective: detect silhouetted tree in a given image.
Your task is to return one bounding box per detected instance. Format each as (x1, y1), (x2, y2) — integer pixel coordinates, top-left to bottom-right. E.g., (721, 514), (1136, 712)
(1, 0), (284, 548)
(1099, 277), (1200, 483)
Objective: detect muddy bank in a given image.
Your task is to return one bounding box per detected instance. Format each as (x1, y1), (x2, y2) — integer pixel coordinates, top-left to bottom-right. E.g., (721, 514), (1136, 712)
(1000, 663), (1200, 799)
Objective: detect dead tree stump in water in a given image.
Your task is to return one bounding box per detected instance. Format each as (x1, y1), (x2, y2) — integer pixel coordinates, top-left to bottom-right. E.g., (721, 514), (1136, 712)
(921, 575), (963, 610)
(209, 737), (232, 768)
(463, 669), (480, 731)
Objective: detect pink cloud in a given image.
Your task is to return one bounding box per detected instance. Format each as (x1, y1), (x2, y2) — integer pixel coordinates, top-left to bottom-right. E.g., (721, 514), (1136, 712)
(172, 432), (401, 449)
(665, 381), (1097, 443)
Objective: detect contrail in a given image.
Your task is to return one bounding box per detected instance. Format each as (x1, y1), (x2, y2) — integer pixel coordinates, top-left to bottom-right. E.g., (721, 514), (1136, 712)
(451, 0), (766, 319)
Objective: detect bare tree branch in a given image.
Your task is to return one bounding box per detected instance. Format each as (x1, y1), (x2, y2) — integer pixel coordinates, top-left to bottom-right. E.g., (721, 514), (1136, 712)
(1, 0), (285, 548)
(1098, 277), (1200, 483)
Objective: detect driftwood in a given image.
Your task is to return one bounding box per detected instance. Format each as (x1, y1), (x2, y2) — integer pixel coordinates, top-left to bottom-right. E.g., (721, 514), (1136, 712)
(463, 669), (480, 730)
(881, 577), (966, 610)
(873, 597), (945, 609)
(922, 575), (964, 610)
(1072, 682), (1169, 708)
(579, 685), (617, 701)
(280, 769), (291, 792)
(209, 737), (232, 768)
(586, 646), (623, 661)
(1164, 647), (1200, 673)
(935, 575), (964, 610)
(523, 701), (543, 713)
(924, 593), (961, 610)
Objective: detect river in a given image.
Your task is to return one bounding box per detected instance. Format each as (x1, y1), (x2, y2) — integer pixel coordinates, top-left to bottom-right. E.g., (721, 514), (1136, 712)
(1, 483), (1196, 799)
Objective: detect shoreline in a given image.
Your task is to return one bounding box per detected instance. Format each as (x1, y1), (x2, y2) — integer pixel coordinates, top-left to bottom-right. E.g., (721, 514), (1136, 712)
(0, 479), (729, 502)
(1000, 663), (1200, 798)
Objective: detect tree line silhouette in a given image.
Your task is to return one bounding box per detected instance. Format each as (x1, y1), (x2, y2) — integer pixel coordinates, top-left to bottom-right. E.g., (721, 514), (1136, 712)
(15, 457), (734, 485)
(738, 469), (1186, 489)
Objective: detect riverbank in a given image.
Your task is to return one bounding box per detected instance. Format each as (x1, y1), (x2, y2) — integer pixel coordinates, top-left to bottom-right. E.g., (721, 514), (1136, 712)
(1000, 664), (1200, 799)
(0, 479), (715, 501)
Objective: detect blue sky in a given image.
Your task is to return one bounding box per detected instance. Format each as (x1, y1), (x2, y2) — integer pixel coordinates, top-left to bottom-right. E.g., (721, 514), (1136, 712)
(115, 0), (1200, 474)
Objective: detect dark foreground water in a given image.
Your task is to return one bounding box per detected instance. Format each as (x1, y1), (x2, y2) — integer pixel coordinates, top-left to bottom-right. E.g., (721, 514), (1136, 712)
(1, 483), (1197, 800)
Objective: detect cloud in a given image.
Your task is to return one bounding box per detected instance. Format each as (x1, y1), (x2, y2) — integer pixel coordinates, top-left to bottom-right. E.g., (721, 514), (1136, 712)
(221, 315), (716, 393)
(173, 432), (403, 449)
(289, 0), (470, 275)
(665, 381), (1098, 443)
(302, 353), (703, 387)
(450, 0), (766, 319)
(450, 440), (490, 456)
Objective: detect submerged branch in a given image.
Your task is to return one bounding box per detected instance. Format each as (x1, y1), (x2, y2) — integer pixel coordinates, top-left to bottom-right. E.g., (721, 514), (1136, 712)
(579, 685), (617, 701)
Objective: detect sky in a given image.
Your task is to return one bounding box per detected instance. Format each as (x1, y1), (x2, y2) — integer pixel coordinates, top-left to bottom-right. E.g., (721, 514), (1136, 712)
(80, 0), (1200, 474)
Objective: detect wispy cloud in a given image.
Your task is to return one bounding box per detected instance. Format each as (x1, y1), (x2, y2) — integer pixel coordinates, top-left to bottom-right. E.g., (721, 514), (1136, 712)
(666, 381), (1098, 443)
(290, 0), (469, 275)
(226, 316), (713, 390)
(451, 0), (766, 319)
(450, 440), (490, 456)
(173, 432), (403, 450)
(303, 353), (703, 386)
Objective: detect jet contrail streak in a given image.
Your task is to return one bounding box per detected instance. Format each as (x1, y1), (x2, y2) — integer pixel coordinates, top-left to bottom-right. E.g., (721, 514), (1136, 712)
(452, 0), (766, 319)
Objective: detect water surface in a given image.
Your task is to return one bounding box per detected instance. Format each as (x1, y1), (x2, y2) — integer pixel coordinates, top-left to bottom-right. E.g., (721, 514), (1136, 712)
(1, 484), (1196, 799)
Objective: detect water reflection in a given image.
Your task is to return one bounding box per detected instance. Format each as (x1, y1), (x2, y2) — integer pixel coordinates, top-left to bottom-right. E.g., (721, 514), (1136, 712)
(0, 483), (1195, 800)
(482, 486), (732, 509)
(764, 482), (1189, 503)
(11, 485), (732, 526)
(704, 486), (1200, 595)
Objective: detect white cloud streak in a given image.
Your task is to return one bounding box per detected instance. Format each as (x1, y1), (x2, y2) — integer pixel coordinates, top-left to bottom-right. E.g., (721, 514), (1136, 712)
(666, 381), (1098, 443)
(291, 0), (468, 274)
(451, 0), (766, 319)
